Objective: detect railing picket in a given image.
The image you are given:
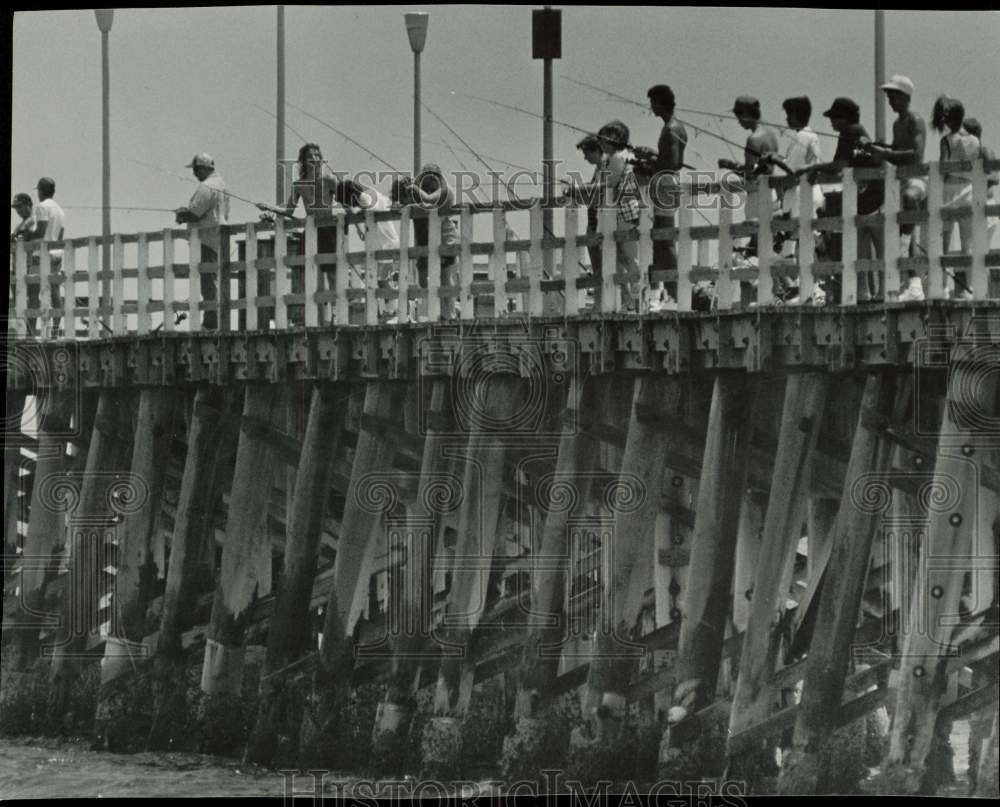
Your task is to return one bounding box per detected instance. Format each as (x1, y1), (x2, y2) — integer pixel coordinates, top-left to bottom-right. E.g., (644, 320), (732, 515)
(637, 188), (654, 309)
(716, 204), (735, 310)
(333, 213), (349, 325)
(528, 202), (544, 316)
(364, 210), (378, 326)
(427, 207), (442, 321)
(62, 243), (75, 337)
(599, 203), (618, 313)
(38, 243), (53, 337)
(882, 163), (901, 301)
(756, 175), (774, 306)
(14, 244), (28, 337)
(245, 223), (259, 331)
(88, 237), (100, 339)
(970, 159), (989, 299)
(491, 207), (507, 317)
(137, 233), (151, 335)
(676, 186), (693, 312)
(113, 234), (126, 335)
(797, 176), (815, 302)
(305, 214), (320, 327)
(925, 166), (945, 300)
(459, 206), (475, 320)
(274, 216), (289, 329)
(162, 230), (175, 333)
(397, 207), (410, 322)
(841, 168), (859, 305)
(562, 204), (580, 316)
(188, 228), (203, 332)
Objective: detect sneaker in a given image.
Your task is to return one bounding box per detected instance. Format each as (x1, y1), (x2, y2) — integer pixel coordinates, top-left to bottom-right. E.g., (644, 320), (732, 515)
(898, 278), (925, 303)
(384, 315), (399, 325)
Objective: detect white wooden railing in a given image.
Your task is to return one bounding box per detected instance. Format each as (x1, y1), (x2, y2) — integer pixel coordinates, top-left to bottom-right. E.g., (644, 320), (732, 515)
(9, 160), (999, 340)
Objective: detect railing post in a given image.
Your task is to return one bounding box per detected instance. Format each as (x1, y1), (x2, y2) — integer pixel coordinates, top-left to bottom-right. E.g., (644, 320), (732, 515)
(599, 203), (618, 313)
(62, 242), (75, 337)
(188, 228), (202, 332)
(562, 204), (579, 316)
(162, 230), (175, 333)
(13, 244), (28, 337)
(274, 215), (289, 329)
(970, 158), (989, 299)
(491, 207), (507, 316)
(363, 210), (378, 326)
(137, 233), (150, 335)
(427, 207), (442, 321)
(244, 223), (259, 331)
(305, 213), (320, 327)
(841, 168), (859, 305)
(882, 163), (901, 301)
(87, 237), (100, 339)
(528, 202), (544, 316)
(925, 164), (945, 300)
(716, 204), (735, 311)
(397, 207), (410, 322)
(112, 234), (125, 335)
(38, 242), (53, 337)
(798, 176), (816, 302)
(459, 206), (474, 320)
(218, 226), (232, 331)
(676, 185), (693, 312)
(756, 175), (774, 305)
(333, 212), (349, 325)
(637, 187), (653, 308)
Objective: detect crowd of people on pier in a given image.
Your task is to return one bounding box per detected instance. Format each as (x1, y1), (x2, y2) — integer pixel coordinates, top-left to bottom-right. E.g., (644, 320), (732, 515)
(11, 74), (999, 329)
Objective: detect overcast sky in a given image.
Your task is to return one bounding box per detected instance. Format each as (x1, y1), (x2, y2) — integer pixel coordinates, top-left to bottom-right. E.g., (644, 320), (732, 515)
(10, 6), (1000, 240)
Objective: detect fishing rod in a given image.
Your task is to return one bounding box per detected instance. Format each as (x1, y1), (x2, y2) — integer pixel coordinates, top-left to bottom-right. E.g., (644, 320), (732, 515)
(125, 157), (262, 210)
(63, 205), (177, 213)
(285, 100), (401, 173)
(251, 102), (310, 145)
(560, 75), (842, 142)
(389, 133), (542, 176)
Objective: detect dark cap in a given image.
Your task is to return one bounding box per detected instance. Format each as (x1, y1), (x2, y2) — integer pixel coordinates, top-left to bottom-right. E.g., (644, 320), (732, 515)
(11, 192), (32, 208)
(823, 97), (860, 121)
(35, 177), (56, 193)
(732, 95), (761, 117)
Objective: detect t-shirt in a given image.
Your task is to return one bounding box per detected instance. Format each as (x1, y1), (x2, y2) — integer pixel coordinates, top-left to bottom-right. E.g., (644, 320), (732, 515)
(11, 215), (35, 242)
(941, 130), (981, 189)
(35, 198), (65, 242)
(187, 173), (229, 227)
(357, 188), (400, 253)
(780, 127), (823, 216)
(834, 123), (883, 214)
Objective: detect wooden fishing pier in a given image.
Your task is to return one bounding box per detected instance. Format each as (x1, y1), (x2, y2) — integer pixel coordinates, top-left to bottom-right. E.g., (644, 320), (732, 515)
(3, 161), (999, 795)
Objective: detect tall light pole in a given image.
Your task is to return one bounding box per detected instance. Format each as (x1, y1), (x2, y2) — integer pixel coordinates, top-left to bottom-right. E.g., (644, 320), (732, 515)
(874, 10), (886, 143)
(276, 6), (286, 205)
(405, 12), (429, 176)
(95, 9), (114, 312)
(533, 7), (560, 276)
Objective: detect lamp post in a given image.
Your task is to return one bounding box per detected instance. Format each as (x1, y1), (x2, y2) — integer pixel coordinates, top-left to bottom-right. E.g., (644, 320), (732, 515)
(276, 6), (286, 205)
(532, 7), (561, 277)
(874, 10), (886, 143)
(95, 8), (113, 315)
(405, 12), (429, 176)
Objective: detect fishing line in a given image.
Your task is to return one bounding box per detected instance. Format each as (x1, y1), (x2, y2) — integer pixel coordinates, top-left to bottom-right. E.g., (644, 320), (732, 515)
(285, 100), (401, 173)
(125, 157), (261, 209)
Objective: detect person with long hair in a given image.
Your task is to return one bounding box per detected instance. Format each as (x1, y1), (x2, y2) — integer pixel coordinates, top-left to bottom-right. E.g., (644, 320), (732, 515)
(258, 142), (342, 323)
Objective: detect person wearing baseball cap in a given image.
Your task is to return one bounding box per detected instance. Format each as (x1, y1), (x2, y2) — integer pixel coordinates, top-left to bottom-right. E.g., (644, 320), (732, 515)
(864, 74), (928, 301)
(174, 152), (229, 329)
(10, 193), (36, 242)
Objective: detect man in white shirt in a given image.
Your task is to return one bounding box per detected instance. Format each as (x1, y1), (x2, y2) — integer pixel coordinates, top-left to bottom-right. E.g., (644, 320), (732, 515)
(175, 153), (229, 329)
(28, 178), (66, 332)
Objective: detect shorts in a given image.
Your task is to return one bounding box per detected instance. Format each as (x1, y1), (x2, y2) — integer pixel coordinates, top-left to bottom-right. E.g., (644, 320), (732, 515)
(902, 177), (927, 201)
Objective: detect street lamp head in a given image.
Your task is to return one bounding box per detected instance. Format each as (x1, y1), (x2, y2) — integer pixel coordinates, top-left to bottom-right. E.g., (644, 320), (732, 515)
(405, 12), (429, 54)
(95, 8), (114, 32)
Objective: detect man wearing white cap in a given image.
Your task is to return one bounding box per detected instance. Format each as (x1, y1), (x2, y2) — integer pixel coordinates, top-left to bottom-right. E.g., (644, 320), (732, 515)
(175, 153), (230, 329)
(866, 74), (927, 302)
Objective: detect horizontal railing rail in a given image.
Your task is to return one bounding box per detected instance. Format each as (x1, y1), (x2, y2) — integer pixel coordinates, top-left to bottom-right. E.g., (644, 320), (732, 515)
(9, 159), (1000, 339)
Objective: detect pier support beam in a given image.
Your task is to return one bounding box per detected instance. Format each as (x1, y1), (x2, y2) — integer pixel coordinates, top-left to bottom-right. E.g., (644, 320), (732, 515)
(246, 382), (348, 765)
(728, 374), (829, 764)
(422, 374), (522, 777)
(879, 357), (999, 794)
(662, 373), (759, 776)
(2, 392), (27, 600)
(778, 372), (899, 794)
(200, 386), (283, 698)
(148, 386), (232, 750)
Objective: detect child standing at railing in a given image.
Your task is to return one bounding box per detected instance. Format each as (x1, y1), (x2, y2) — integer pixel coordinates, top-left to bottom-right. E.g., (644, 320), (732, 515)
(934, 96), (979, 299)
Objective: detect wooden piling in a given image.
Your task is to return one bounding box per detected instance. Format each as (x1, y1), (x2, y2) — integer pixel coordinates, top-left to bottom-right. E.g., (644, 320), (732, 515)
(728, 373), (829, 750)
(778, 372), (897, 794)
(47, 389), (135, 733)
(3, 392), (27, 600)
(670, 373), (760, 727)
(200, 385), (284, 697)
(880, 356), (999, 794)
(245, 382), (348, 765)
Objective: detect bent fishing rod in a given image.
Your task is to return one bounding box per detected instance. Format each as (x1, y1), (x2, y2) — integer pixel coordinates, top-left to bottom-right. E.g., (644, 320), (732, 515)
(285, 100), (401, 173)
